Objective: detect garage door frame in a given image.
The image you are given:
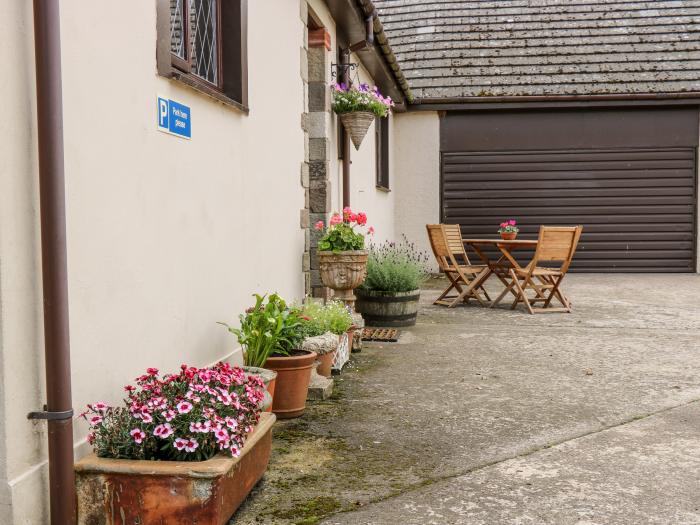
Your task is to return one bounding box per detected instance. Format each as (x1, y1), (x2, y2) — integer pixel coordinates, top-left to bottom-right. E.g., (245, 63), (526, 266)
(439, 107), (699, 272)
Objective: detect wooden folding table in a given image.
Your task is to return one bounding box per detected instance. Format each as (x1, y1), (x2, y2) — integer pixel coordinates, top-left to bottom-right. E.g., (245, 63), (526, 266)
(461, 239), (539, 307)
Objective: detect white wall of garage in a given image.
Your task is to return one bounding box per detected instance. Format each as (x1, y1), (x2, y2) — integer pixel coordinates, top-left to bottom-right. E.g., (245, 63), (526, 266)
(392, 111), (441, 271)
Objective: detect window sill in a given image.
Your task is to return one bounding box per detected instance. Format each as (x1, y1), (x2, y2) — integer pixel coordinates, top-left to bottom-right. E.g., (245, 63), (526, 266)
(171, 71), (249, 115)
(376, 185), (391, 193)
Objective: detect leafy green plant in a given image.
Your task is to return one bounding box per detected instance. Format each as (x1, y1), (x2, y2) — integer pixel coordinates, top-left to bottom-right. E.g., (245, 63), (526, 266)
(220, 293), (304, 367)
(324, 301), (354, 334)
(300, 300), (354, 336)
(331, 83), (394, 117)
(316, 207), (373, 253)
(318, 223), (364, 252)
(361, 236), (430, 293)
(298, 309), (326, 339)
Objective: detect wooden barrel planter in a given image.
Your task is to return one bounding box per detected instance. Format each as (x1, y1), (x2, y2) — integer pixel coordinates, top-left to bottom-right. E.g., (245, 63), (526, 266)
(355, 289), (421, 327)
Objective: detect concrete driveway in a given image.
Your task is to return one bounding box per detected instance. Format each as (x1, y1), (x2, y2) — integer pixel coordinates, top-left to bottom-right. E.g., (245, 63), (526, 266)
(234, 274), (700, 525)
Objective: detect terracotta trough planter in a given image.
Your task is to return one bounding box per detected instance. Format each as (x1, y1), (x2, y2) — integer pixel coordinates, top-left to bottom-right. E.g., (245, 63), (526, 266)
(75, 412), (275, 525)
(264, 350), (317, 419)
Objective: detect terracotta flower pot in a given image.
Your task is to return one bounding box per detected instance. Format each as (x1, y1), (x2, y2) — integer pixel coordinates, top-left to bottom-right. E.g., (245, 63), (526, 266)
(339, 111), (375, 150)
(75, 412), (275, 525)
(318, 250), (368, 306)
(316, 350), (336, 377)
(243, 366), (277, 413)
(263, 350), (317, 419)
(500, 232), (517, 241)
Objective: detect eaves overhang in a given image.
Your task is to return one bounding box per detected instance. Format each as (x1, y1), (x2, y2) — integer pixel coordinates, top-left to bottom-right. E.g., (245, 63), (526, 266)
(325, 0), (413, 110)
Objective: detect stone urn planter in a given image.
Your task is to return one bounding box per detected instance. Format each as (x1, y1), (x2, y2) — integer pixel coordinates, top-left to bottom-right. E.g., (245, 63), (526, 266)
(339, 111), (375, 150)
(75, 412), (275, 525)
(355, 289), (421, 327)
(243, 366), (277, 412)
(263, 350), (317, 419)
(318, 250), (368, 306)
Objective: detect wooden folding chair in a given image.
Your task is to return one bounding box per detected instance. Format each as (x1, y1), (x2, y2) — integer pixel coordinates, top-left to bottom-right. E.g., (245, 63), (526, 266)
(426, 224), (491, 308)
(508, 226), (583, 314)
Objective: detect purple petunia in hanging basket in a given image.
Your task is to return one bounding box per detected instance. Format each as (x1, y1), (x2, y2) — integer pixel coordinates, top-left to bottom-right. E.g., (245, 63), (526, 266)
(332, 83), (394, 149)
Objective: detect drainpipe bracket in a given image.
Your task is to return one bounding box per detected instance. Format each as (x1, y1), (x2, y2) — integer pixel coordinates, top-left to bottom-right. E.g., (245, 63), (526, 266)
(27, 405), (74, 421)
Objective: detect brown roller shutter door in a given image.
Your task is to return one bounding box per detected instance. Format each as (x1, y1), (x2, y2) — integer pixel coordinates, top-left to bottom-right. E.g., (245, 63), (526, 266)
(440, 108), (698, 272)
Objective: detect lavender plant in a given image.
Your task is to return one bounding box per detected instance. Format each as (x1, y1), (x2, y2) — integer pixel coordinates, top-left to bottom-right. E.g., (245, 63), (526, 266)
(361, 236), (430, 293)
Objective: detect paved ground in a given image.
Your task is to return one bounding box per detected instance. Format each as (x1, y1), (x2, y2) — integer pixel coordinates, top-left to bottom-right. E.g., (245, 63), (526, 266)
(233, 274), (700, 525)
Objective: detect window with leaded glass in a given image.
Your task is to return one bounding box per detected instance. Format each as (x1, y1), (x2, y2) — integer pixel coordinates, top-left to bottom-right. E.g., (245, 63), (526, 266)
(160, 0), (248, 109)
(170, 0), (219, 85)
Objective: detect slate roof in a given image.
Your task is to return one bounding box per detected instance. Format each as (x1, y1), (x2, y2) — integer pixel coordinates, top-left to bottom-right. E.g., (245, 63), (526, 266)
(372, 0), (700, 100)
(357, 0), (414, 101)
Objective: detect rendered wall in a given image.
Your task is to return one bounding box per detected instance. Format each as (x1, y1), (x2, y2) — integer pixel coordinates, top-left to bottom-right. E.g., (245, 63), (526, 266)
(343, 62), (395, 244)
(392, 111), (441, 269)
(0, 0), (307, 522)
(0, 0), (47, 522)
(307, 0), (395, 245)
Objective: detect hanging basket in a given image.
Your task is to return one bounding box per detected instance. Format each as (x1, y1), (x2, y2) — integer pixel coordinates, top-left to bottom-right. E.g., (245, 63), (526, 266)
(339, 111), (376, 150)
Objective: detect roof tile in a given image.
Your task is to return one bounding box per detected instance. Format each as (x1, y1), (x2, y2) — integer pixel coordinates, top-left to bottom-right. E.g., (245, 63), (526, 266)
(373, 0), (700, 98)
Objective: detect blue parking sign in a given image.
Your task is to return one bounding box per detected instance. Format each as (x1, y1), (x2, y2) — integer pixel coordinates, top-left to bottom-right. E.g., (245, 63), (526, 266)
(157, 96), (191, 139)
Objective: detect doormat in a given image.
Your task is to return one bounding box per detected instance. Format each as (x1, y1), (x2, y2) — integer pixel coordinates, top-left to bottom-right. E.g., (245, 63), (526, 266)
(361, 328), (399, 342)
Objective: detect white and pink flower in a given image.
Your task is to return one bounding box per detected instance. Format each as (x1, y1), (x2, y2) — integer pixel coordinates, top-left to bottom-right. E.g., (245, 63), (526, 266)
(130, 428), (146, 444)
(91, 402), (109, 412)
(184, 439), (199, 453)
(185, 390), (201, 403)
(153, 423), (174, 439)
(173, 438), (188, 451)
(214, 427), (229, 442)
(88, 415), (103, 426)
(176, 401), (193, 414)
(147, 396), (167, 410)
(189, 421), (211, 433)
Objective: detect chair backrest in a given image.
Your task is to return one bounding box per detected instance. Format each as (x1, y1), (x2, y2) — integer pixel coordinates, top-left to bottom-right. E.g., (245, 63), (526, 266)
(532, 226), (583, 272)
(426, 224), (450, 269)
(426, 224), (470, 270)
(442, 224), (471, 265)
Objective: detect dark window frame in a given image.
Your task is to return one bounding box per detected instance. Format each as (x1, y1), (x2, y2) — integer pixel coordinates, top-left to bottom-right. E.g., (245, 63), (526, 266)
(172, 0), (223, 89)
(376, 116), (390, 190)
(157, 0), (248, 112)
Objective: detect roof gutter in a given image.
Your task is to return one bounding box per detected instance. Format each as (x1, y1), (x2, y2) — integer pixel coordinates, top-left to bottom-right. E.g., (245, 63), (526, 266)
(29, 1), (76, 523)
(325, 0), (412, 107)
(409, 92), (700, 111)
(356, 0), (413, 103)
